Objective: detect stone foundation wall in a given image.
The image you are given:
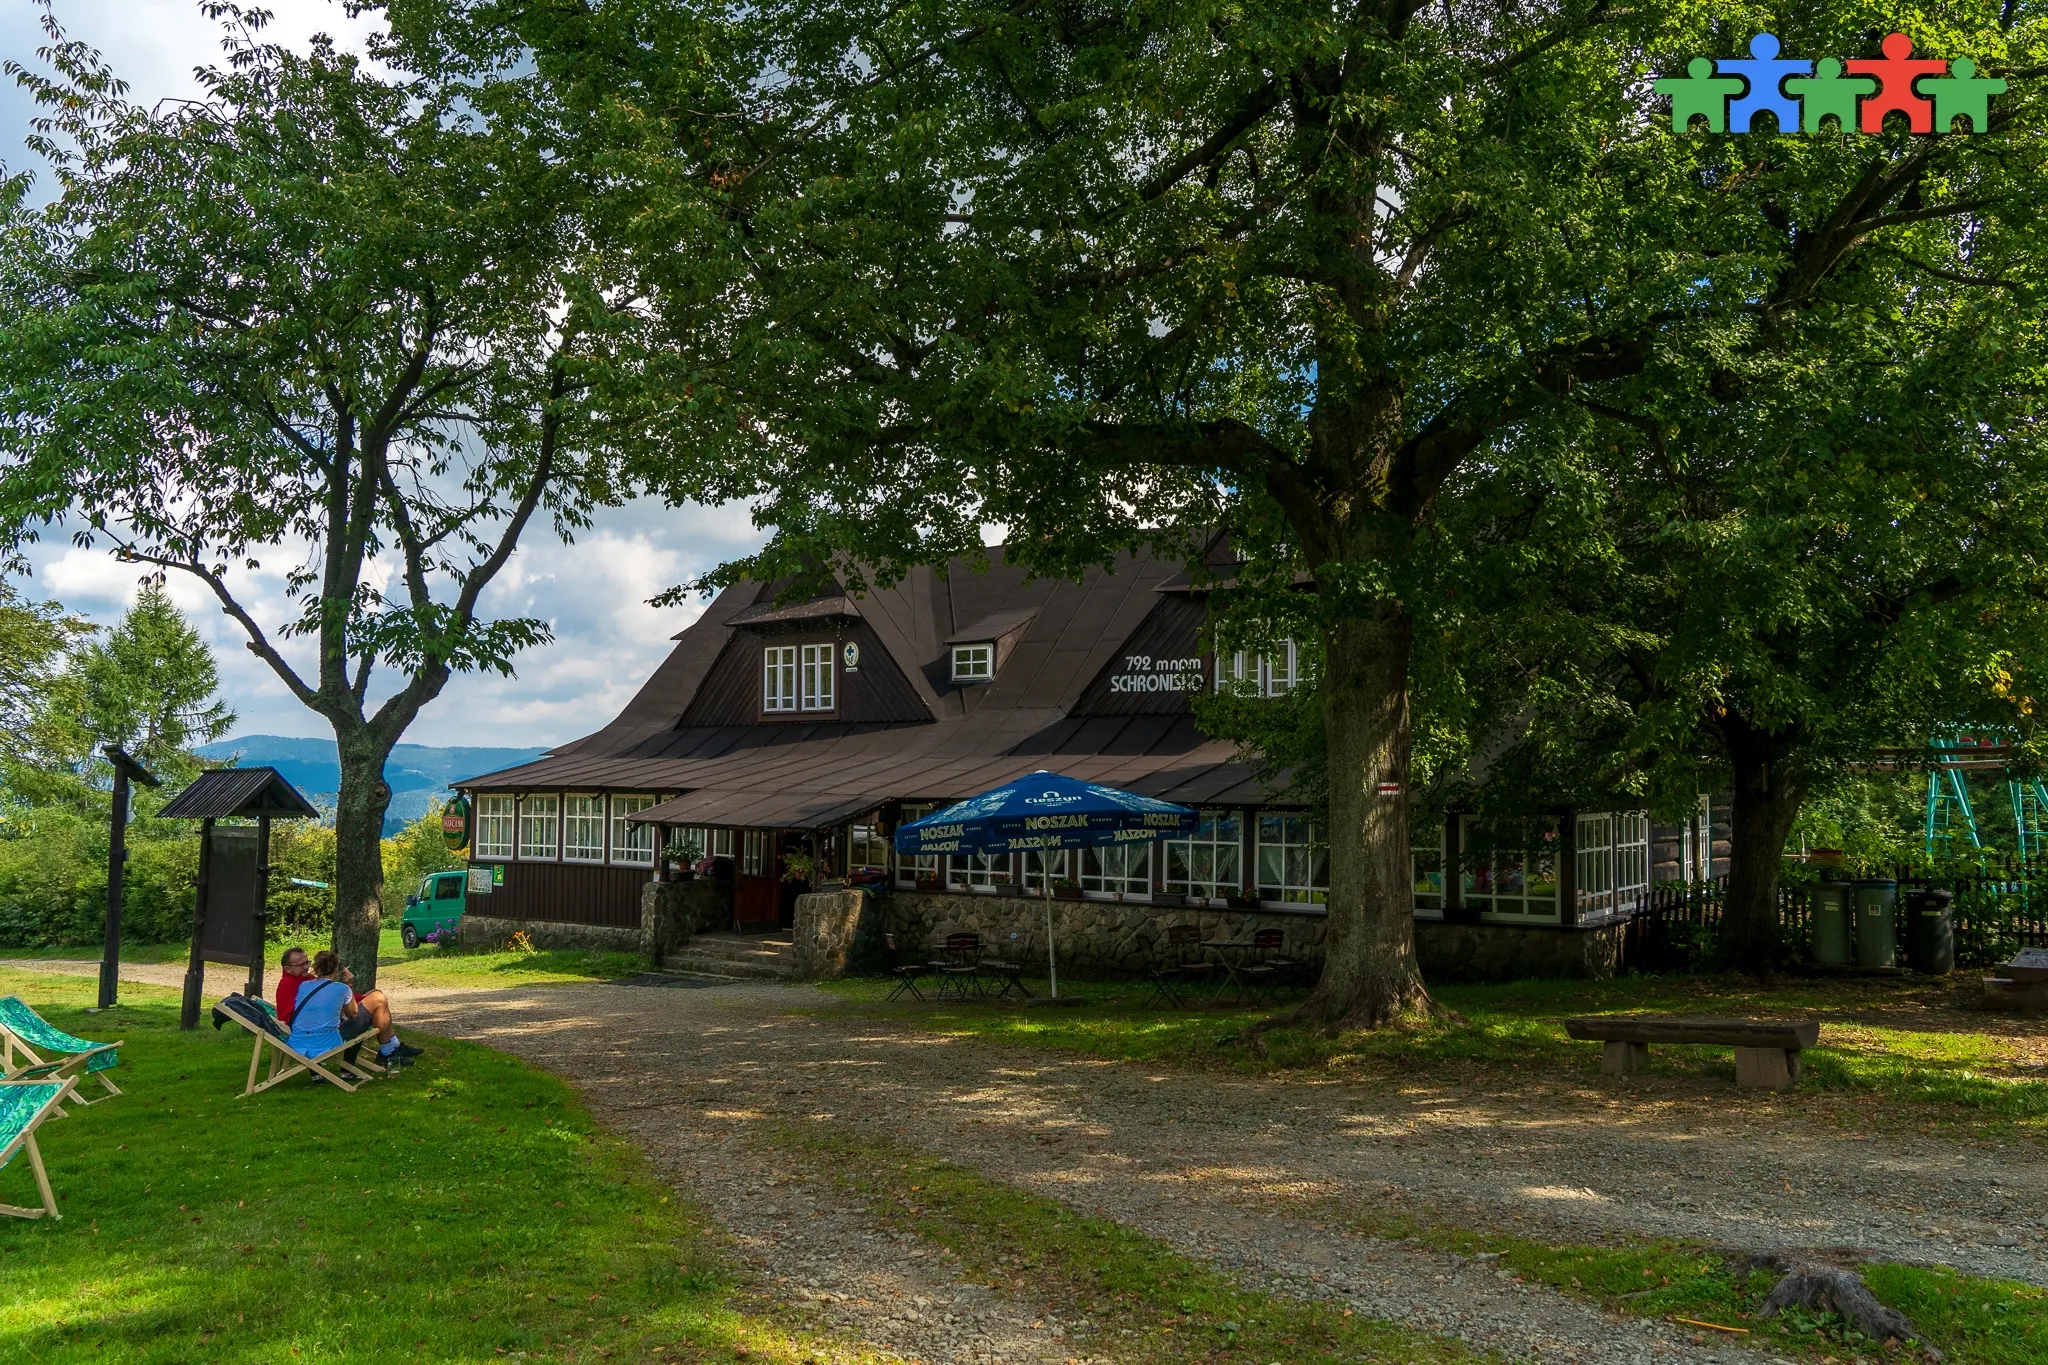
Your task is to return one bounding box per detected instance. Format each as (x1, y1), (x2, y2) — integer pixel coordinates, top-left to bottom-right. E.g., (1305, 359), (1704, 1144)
(456, 913), (642, 954)
(790, 889), (878, 980)
(887, 891), (1326, 977)
(640, 879), (733, 965)
(1415, 918), (1625, 982)
(886, 892), (1626, 982)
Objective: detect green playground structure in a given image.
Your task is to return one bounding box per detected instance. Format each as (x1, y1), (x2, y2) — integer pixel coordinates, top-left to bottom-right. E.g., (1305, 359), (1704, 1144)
(1924, 726), (2048, 863)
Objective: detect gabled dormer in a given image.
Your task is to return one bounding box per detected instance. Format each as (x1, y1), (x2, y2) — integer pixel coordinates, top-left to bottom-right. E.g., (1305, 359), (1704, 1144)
(676, 587), (932, 727)
(943, 608), (1038, 686)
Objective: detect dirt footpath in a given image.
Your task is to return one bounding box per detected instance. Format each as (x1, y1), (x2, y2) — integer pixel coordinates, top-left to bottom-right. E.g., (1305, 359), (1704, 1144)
(387, 978), (2045, 1365)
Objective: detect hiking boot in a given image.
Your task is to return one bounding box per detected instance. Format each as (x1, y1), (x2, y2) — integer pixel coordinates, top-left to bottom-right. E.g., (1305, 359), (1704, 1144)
(388, 1041), (425, 1060)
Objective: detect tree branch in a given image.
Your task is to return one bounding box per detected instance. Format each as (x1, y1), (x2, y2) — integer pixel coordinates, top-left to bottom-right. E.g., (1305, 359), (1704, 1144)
(1135, 79), (1283, 202)
(1876, 245), (2023, 290)
(106, 537), (322, 711)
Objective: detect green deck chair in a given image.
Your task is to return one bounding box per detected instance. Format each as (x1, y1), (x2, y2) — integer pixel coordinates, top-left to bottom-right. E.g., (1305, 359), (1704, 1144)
(0, 997), (122, 1105)
(0, 1077), (75, 1219)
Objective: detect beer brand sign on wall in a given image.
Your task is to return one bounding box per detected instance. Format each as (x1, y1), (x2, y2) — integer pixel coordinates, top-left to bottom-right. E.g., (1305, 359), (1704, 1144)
(1657, 32), (2004, 134)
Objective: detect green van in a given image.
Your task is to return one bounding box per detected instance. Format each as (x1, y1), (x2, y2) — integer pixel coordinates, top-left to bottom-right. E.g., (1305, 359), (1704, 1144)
(401, 870), (469, 948)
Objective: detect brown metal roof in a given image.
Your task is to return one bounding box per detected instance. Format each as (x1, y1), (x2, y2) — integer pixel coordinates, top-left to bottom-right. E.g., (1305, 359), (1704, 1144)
(726, 595), (862, 626)
(454, 544), (1294, 827)
(944, 607), (1038, 643)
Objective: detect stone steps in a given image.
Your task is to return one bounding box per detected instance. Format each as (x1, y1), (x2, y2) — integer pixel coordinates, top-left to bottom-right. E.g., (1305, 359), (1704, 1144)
(663, 932), (793, 981)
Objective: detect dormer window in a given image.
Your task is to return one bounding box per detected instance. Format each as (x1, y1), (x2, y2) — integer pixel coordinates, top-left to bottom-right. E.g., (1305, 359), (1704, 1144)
(952, 642), (994, 682)
(764, 643), (836, 712)
(763, 646), (797, 711)
(1217, 640), (1297, 697)
(800, 643), (835, 710)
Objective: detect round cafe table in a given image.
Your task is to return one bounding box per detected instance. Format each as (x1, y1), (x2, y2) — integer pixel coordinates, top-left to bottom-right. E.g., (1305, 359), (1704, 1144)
(1202, 939), (1259, 1003)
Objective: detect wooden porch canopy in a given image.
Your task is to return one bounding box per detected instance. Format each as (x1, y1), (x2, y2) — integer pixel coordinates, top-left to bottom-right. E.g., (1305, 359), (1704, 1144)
(159, 767), (320, 819)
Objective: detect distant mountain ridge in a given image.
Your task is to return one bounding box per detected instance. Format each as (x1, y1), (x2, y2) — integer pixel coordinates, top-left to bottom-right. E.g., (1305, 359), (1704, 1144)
(193, 735), (546, 835)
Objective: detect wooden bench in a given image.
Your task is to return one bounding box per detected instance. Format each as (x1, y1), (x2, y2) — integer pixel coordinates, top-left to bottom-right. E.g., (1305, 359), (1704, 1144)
(1564, 1015), (1822, 1090)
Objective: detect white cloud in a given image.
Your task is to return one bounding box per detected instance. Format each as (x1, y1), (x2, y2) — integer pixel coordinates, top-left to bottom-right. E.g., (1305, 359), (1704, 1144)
(5, 6), (778, 750)
(3, 3), (388, 191)
(14, 498), (768, 748)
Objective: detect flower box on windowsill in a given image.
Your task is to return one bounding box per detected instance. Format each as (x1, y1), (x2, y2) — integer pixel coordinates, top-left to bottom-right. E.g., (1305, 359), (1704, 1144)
(1052, 886), (1084, 901)
(1151, 892), (1189, 908)
(996, 884), (1026, 897)
(1225, 894), (1260, 910)
(914, 876), (942, 891)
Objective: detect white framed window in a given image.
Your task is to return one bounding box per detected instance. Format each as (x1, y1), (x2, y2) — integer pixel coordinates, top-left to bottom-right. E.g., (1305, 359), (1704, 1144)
(1614, 812), (1649, 911)
(1164, 811), (1242, 900)
(1081, 842), (1150, 896)
(1573, 811), (1649, 918)
(800, 643), (835, 711)
(1020, 848), (1074, 890)
(1459, 817), (1559, 919)
(948, 851), (1007, 889)
(474, 794), (515, 860)
(1412, 818), (1446, 912)
(518, 794), (559, 861)
(1256, 811), (1326, 904)
(668, 825), (726, 863)
(1573, 812), (1631, 918)
(610, 794), (656, 865)
(1217, 640), (1298, 697)
(1680, 795), (1714, 882)
(898, 804), (939, 884)
(742, 829), (771, 877)
(564, 794), (605, 862)
(763, 646), (797, 712)
(849, 822), (891, 871)
(952, 643), (993, 682)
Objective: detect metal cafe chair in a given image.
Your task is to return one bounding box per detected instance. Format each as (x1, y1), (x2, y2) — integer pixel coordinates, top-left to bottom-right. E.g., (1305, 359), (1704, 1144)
(1237, 927), (1291, 1000)
(934, 931), (985, 1002)
(976, 930), (1035, 1001)
(883, 933), (931, 1002)
(1144, 924), (1214, 1008)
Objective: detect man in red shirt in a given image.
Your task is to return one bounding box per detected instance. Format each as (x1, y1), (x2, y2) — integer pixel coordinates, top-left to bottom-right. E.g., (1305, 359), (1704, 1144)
(275, 946), (421, 1064)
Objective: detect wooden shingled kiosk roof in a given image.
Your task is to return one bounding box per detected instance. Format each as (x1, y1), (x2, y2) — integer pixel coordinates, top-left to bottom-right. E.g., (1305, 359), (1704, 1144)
(159, 767), (321, 820)
(454, 542), (1288, 830)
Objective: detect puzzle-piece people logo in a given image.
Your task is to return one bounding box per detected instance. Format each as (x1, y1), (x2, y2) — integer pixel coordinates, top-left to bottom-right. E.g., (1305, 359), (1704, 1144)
(1657, 32), (2004, 134)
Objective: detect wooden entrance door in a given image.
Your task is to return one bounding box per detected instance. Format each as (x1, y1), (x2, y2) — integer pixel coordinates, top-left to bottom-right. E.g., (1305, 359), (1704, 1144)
(735, 829), (781, 932)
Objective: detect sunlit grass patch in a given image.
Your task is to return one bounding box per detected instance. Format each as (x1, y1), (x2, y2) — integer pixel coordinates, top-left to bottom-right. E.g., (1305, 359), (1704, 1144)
(815, 972), (2048, 1131)
(774, 1124), (1490, 1365)
(376, 926), (643, 986)
(0, 971), (845, 1364)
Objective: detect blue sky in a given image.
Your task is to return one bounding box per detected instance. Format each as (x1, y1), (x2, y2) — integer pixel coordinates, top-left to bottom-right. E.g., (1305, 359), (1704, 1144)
(2, 1), (769, 749)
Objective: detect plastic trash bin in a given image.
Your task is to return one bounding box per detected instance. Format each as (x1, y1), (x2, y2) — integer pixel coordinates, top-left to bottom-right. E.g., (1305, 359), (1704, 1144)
(1810, 883), (1852, 966)
(1852, 880), (1899, 968)
(1904, 887), (1956, 975)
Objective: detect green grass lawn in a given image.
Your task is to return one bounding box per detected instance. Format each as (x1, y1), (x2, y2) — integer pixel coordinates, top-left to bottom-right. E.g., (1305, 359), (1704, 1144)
(0, 930), (643, 988)
(374, 928), (643, 987)
(818, 970), (2048, 1134)
(773, 1126), (1486, 1365)
(778, 1124), (2047, 1365)
(0, 942), (189, 965)
(0, 967), (831, 1364)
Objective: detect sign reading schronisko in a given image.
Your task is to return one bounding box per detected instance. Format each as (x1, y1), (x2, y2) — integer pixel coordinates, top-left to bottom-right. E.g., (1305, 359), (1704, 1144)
(1108, 655), (1205, 694)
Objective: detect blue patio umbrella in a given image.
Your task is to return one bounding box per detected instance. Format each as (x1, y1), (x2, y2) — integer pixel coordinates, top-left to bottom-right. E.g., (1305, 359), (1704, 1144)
(895, 771), (1198, 998)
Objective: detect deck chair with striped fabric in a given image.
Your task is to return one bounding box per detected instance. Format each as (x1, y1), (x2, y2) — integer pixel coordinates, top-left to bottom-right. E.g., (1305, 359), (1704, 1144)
(0, 997), (121, 1104)
(210, 993), (389, 1096)
(0, 1077), (75, 1219)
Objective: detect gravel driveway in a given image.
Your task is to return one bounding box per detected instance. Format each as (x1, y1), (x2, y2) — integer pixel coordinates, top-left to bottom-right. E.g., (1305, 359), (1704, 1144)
(379, 977), (2046, 1365)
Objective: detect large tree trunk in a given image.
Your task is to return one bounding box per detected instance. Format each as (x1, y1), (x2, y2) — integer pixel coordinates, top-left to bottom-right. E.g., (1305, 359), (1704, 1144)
(1721, 719), (1805, 977)
(1292, 603), (1435, 1029)
(332, 731), (396, 991)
